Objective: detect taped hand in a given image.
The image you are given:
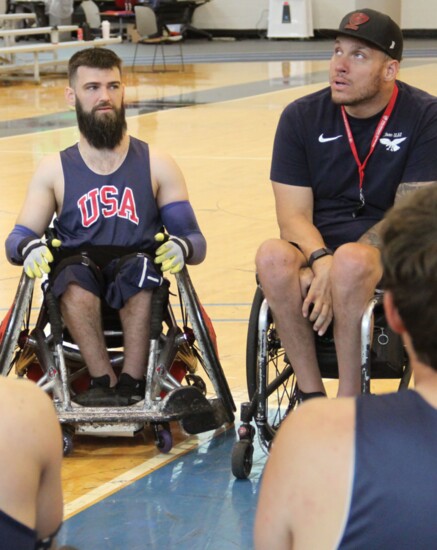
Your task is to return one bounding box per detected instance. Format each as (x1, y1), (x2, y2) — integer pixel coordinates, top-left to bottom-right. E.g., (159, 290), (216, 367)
(21, 238), (61, 279)
(154, 233), (190, 274)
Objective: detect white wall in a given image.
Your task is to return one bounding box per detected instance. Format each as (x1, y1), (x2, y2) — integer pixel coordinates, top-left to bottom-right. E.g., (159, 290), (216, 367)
(402, 0), (437, 29)
(313, 0), (401, 29)
(193, 0), (437, 31)
(312, 0), (355, 29)
(193, 0), (269, 30)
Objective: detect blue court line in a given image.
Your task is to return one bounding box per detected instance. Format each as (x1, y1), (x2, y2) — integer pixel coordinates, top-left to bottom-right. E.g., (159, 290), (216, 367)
(199, 303), (252, 307)
(58, 427), (266, 550)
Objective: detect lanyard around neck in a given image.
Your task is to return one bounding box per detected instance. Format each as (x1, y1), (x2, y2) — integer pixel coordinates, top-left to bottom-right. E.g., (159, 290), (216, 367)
(341, 84), (399, 203)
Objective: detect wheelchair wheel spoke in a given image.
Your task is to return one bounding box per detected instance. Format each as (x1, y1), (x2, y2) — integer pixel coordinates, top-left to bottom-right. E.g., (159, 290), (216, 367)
(246, 286), (297, 445)
(0, 273), (35, 377)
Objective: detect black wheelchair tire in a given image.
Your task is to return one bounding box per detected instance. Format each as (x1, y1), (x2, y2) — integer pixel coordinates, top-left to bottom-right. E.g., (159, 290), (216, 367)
(246, 286), (265, 399)
(176, 269), (236, 423)
(246, 286), (297, 439)
(62, 425), (75, 456)
(0, 273), (34, 377)
(231, 439), (254, 480)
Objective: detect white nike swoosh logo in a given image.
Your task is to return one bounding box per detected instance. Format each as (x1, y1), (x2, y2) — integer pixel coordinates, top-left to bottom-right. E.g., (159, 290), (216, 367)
(319, 133), (343, 143)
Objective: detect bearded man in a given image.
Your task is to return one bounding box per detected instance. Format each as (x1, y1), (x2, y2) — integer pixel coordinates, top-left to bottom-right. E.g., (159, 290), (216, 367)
(5, 48), (206, 406)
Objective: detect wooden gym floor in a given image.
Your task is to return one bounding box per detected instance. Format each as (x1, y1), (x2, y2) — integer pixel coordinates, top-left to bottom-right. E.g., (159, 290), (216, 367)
(1, 38), (437, 548)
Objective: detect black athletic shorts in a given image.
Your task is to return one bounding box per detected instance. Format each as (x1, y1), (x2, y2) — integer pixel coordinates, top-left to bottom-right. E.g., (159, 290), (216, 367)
(50, 250), (163, 310)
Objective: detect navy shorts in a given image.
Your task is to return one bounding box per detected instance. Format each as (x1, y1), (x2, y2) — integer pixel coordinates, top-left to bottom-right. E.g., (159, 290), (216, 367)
(50, 253), (163, 310)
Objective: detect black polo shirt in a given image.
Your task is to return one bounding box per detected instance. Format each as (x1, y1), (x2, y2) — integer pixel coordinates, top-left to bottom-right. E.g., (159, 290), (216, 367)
(271, 81), (437, 249)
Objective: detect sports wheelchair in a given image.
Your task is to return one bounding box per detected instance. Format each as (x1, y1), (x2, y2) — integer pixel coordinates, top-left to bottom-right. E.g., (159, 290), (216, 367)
(0, 267), (235, 455)
(231, 285), (411, 479)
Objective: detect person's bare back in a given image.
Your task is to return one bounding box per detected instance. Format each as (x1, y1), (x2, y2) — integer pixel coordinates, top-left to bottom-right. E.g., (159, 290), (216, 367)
(0, 377), (63, 549)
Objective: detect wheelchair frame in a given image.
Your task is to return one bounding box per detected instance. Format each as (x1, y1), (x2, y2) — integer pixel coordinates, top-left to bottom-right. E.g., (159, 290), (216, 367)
(0, 268), (236, 455)
(231, 286), (412, 479)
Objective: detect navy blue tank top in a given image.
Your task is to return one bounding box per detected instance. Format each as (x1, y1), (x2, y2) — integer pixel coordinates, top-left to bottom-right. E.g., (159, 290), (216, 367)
(338, 390), (437, 549)
(54, 137), (162, 251)
(0, 508), (36, 550)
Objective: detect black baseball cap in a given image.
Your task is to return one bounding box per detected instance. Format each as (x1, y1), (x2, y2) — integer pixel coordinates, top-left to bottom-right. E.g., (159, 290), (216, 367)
(322, 8), (403, 61)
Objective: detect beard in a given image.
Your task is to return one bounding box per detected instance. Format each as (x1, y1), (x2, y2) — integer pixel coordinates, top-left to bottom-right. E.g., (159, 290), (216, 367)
(330, 74), (383, 107)
(75, 99), (127, 150)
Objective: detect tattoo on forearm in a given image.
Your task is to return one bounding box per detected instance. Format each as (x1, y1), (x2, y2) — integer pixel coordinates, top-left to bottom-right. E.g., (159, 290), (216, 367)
(395, 181), (437, 202)
(358, 220), (385, 248)
(358, 228), (381, 247)
(359, 183), (436, 247)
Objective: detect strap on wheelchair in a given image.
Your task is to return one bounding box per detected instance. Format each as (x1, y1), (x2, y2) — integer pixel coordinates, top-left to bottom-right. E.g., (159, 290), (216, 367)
(50, 252), (105, 289)
(48, 247), (169, 338)
(150, 279), (170, 340)
(50, 246), (156, 281)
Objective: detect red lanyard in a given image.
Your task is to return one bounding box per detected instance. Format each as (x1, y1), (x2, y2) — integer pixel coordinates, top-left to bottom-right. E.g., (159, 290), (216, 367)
(341, 84), (399, 206)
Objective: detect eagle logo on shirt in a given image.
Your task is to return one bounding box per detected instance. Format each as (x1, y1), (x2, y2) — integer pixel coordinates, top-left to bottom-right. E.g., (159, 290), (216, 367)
(379, 137), (407, 152)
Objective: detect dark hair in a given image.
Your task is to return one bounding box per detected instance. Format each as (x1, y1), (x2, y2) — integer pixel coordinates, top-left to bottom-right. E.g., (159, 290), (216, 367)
(381, 186), (437, 370)
(68, 48), (123, 85)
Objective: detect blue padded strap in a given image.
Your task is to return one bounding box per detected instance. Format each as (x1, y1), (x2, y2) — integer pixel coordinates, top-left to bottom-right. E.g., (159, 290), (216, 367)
(5, 224), (39, 265)
(159, 201), (206, 265)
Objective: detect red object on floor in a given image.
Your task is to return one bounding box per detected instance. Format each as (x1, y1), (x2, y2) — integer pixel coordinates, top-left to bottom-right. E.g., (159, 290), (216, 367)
(0, 305), (13, 345)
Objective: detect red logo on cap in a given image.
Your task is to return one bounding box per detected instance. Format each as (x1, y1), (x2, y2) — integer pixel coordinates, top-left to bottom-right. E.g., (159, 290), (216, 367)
(344, 12), (370, 31)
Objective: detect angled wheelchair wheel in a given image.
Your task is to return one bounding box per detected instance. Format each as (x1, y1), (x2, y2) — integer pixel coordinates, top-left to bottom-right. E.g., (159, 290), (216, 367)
(246, 287), (298, 447)
(153, 422), (173, 454)
(62, 425), (75, 457)
(0, 273), (35, 377)
(175, 269), (236, 426)
(231, 439), (254, 480)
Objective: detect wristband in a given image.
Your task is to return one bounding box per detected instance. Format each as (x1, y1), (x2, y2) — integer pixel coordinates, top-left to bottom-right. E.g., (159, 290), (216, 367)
(308, 247), (333, 268)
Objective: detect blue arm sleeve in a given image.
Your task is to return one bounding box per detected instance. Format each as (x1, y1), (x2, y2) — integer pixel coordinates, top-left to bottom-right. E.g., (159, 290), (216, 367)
(5, 224), (39, 265)
(159, 201), (206, 265)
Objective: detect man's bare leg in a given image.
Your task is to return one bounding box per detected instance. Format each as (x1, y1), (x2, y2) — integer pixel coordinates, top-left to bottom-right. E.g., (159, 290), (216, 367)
(331, 243), (382, 396)
(110, 290), (154, 404)
(119, 289), (153, 380)
(256, 239), (325, 394)
(60, 283), (117, 387)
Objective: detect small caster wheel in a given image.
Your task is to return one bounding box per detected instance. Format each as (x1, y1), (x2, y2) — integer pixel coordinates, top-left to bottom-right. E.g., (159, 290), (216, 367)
(231, 439), (253, 480)
(62, 425), (74, 456)
(156, 428), (173, 453)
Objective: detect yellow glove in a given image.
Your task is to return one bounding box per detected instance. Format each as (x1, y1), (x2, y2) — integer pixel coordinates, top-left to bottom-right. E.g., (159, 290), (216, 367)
(21, 238), (61, 279)
(154, 233), (190, 274)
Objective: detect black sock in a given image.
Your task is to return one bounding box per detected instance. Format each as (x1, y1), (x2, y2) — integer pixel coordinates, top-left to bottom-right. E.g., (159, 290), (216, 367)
(298, 389), (326, 402)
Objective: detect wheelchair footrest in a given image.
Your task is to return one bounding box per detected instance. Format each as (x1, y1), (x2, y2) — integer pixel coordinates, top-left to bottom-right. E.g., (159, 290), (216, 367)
(162, 386), (218, 434)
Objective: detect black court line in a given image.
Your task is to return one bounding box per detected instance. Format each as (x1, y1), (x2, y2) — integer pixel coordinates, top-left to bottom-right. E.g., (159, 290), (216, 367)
(0, 69), (330, 138)
(0, 56), (433, 139)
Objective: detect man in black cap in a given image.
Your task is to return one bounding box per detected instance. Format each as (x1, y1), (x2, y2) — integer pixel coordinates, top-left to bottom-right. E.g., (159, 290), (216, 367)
(255, 185), (437, 549)
(255, 8), (437, 399)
